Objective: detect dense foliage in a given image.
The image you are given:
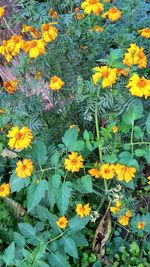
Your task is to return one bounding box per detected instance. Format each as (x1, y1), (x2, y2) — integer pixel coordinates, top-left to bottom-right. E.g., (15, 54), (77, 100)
(0, 0), (150, 266)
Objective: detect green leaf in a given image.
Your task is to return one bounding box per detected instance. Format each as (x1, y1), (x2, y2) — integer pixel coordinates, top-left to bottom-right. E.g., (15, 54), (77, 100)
(74, 175), (93, 194)
(103, 154), (118, 163)
(31, 140), (47, 165)
(48, 252), (70, 267)
(56, 181), (72, 215)
(10, 171), (30, 193)
(14, 232), (25, 247)
(27, 180), (48, 212)
(122, 101), (143, 125)
(135, 149), (146, 157)
(71, 232), (88, 247)
(36, 205), (51, 222)
(3, 242), (15, 265)
(121, 180), (135, 189)
(63, 237), (78, 259)
(69, 216), (90, 232)
(134, 126), (144, 139)
(144, 149), (150, 163)
(50, 151), (60, 166)
(146, 113), (150, 135)
(31, 243), (46, 261)
(92, 260), (102, 267)
(18, 223), (36, 239)
(51, 174), (61, 189)
(83, 130), (90, 141)
(69, 141), (85, 152)
(62, 128), (78, 150)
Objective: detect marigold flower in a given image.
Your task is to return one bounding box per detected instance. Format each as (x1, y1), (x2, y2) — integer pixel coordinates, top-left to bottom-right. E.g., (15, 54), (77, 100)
(147, 176), (150, 185)
(81, 0), (104, 15)
(7, 126), (33, 150)
(115, 164), (136, 183)
(101, 163), (115, 180)
(22, 25), (40, 39)
(56, 216), (68, 229)
(48, 8), (59, 20)
(0, 7), (5, 17)
(16, 159), (34, 178)
(75, 13), (85, 19)
(123, 43), (147, 69)
(138, 28), (150, 39)
(0, 183), (10, 197)
(92, 66), (117, 88)
(116, 68), (129, 77)
(3, 79), (18, 94)
(127, 74), (150, 99)
(102, 7), (121, 22)
(110, 200), (122, 214)
(23, 40), (45, 58)
(76, 203), (91, 218)
(88, 163), (101, 178)
(49, 76), (64, 90)
(42, 24), (58, 43)
(112, 126), (118, 133)
(64, 152), (84, 172)
(90, 26), (103, 32)
(118, 210), (132, 226)
(137, 221), (145, 230)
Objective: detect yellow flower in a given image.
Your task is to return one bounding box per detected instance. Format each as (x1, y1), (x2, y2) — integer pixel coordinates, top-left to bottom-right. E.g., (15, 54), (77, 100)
(56, 216), (68, 229)
(100, 163), (115, 180)
(48, 8), (59, 20)
(42, 24), (58, 43)
(88, 163), (101, 178)
(0, 7), (5, 17)
(64, 152), (84, 172)
(23, 40), (45, 58)
(7, 126), (33, 150)
(110, 200), (122, 214)
(138, 28), (150, 39)
(70, 124), (80, 132)
(112, 126), (118, 133)
(76, 203), (91, 218)
(92, 66), (117, 88)
(115, 164), (136, 183)
(118, 210), (132, 226)
(22, 25), (40, 39)
(90, 26), (104, 32)
(127, 74), (150, 99)
(116, 68), (129, 77)
(49, 76), (64, 90)
(0, 183), (10, 197)
(3, 79), (18, 94)
(102, 7), (122, 22)
(123, 43), (147, 69)
(75, 13), (85, 20)
(147, 176), (150, 185)
(137, 221), (145, 230)
(16, 159), (34, 178)
(81, 0), (104, 15)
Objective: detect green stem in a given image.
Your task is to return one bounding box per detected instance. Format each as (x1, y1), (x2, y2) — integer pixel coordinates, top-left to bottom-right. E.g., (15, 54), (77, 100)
(94, 86), (108, 195)
(131, 120), (134, 157)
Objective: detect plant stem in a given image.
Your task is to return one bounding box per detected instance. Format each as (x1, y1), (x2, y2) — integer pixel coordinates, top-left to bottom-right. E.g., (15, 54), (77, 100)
(131, 120), (134, 157)
(94, 86), (108, 195)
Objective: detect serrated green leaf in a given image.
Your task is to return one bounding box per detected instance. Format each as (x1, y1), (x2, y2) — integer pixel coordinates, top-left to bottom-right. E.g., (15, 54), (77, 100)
(69, 216), (90, 232)
(48, 252), (70, 267)
(10, 171), (30, 193)
(27, 180), (47, 212)
(63, 237), (78, 259)
(74, 175), (93, 194)
(62, 128), (78, 150)
(14, 232), (25, 247)
(18, 223), (36, 239)
(52, 174), (61, 189)
(3, 242), (15, 265)
(122, 101), (143, 125)
(31, 140), (47, 165)
(56, 181), (72, 215)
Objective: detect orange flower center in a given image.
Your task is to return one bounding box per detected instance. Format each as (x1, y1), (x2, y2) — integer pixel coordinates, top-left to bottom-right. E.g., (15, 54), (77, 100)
(42, 24), (50, 31)
(138, 51), (144, 59)
(104, 169), (110, 174)
(21, 164), (27, 170)
(89, 0), (98, 4)
(71, 159), (78, 165)
(111, 8), (117, 13)
(137, 79), (146, 88)
(51, 77), (58, 83)
(16, 132), (23, 140)
(0, 186), (4, 192)
(30, 41), (37, 48)
(102, 70), (109, 78)
(59, 220), (65, 225)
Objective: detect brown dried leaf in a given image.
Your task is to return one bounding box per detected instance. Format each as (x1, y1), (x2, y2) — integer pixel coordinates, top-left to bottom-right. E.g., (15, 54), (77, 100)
(92, 206), (112, 259)
(4, 197), (25, 218)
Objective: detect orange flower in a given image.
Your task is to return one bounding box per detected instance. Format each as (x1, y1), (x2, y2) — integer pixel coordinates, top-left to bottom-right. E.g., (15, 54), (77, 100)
(0, 183), (10, 197)
(49, 76), (64, 90)
(88, 163), (101, 178)
(102, 7), (121, 22)
(48, 8), (59, 20)
(23, 40), (45, 58)
(137, 221), (145, 230)
(56, 216), (68, 229)
(138, 28), (150, 39)
(3, 79), (18, 94)
(22, 25), (40, 39)
(42, 24), (58, 43)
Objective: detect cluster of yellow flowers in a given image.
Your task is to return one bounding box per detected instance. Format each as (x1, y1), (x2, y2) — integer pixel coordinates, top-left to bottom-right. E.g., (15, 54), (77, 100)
(0, 22), (58, 60)
(56, 203), (91, 229)
(89, 163), (136, 183)
(118, 210), (132, 226)
(123, 43), (147, 69)
(64, 152), (136, 183)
